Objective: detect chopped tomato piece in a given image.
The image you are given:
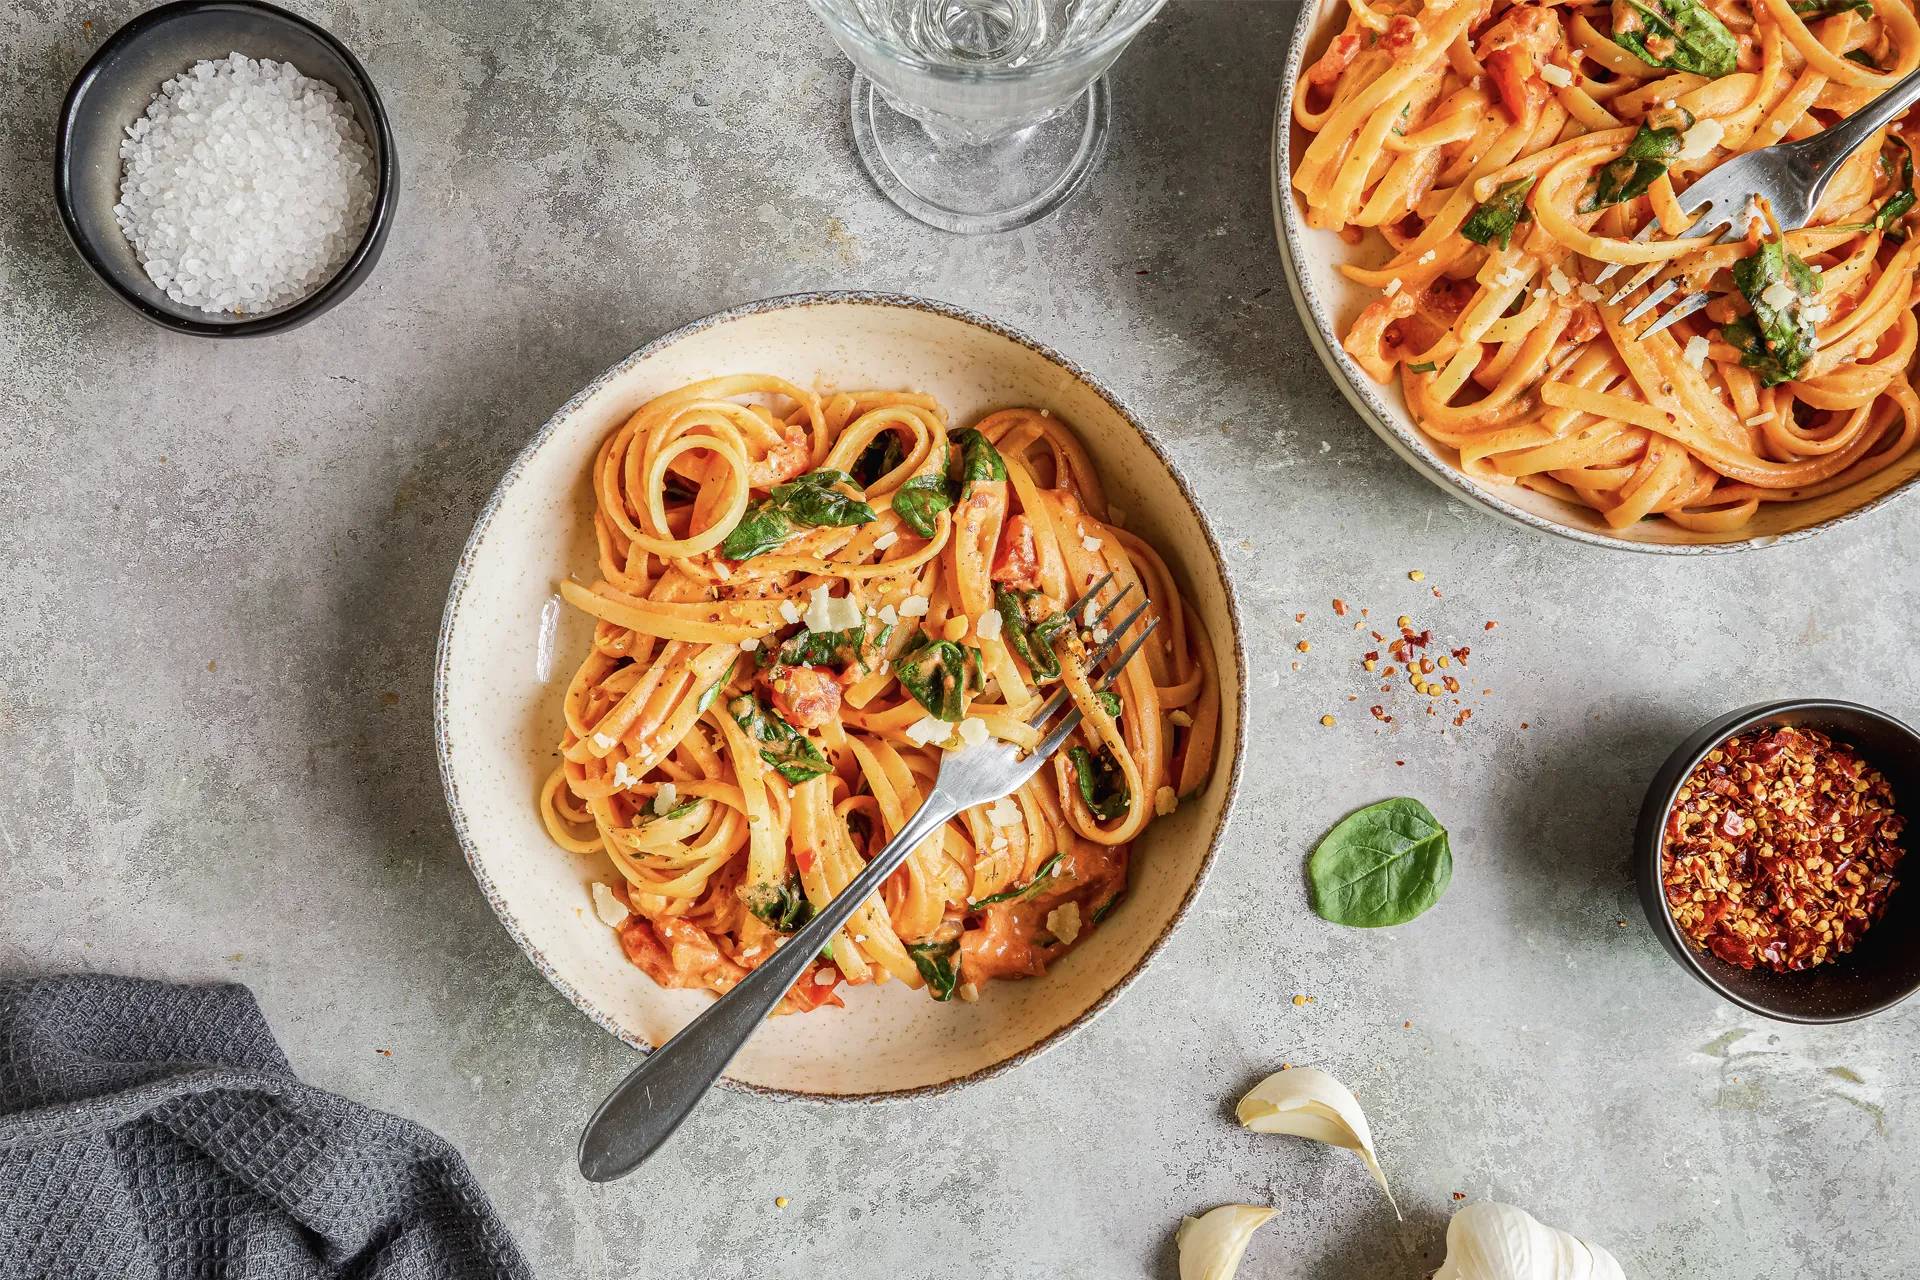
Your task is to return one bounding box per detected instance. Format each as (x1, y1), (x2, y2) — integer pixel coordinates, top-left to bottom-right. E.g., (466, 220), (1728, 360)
(764, 664), (841, 731)
(1308, 32), (1362, 88)
(619, 914), (747, 992)
(990, 513), (1041, 591)
(1382, 14), (1425, 62)
(1480, 6), (1562, 127)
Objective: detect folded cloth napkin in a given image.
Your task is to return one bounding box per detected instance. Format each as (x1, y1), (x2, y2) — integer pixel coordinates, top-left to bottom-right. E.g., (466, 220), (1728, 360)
(0, 974), (531, 1280)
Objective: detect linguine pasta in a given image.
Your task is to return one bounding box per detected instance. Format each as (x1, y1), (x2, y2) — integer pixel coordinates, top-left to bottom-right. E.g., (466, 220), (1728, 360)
(1295, 0), (1920, 530)
(540, 376), (1219, 1012)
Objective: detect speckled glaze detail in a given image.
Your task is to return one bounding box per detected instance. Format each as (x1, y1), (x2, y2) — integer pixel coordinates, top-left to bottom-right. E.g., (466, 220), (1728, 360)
(1272, 0), (1920, 554)
(434, 291), (1248, 1104)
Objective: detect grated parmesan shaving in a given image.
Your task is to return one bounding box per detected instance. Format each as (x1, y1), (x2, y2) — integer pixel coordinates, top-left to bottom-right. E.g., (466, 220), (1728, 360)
(592, 882), (630, 927)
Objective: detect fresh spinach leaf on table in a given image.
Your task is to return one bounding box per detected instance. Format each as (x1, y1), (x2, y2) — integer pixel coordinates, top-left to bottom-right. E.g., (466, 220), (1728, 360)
(1308, 797), (1453, 927)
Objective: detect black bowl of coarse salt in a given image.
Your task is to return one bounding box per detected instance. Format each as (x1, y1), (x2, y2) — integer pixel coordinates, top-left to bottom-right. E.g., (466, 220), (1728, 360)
(55, 0), (398, 338)
(1635, 699), (1920, 1024)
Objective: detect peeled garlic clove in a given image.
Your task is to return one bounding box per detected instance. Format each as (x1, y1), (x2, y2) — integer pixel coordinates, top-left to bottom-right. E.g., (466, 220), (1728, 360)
(1235, 1067), (1398, 1216)
(1435, 1202), (1626, 1280)
(1176, 1205), (1276, 1280)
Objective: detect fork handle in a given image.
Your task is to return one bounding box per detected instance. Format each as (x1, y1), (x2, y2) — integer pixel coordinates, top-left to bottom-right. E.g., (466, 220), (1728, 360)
(1795, 64), (1920, 206)
(576, 787), (959, 1182)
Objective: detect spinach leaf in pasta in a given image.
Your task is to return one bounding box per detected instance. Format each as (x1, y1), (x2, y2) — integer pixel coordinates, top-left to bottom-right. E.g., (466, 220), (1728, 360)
(744, 876), (815, 932)
(996, 587), (1064, 680)
(951, 428), (1008, 492)
(1068, 745), (1129, 822)
(696, 659), (736, 714)
(1308, 797), (1452, 927)
(968, 852), (1066, 907)
(1792, 0), (1873, 18)
(892, 472), (955, 537)
(907, 938), (960, 1000)
(720, 468), (877, 561)
(1583, 115), (1690, 212)
(1611, 0), (1737, 78)
(1461, 177), (1536, 251)
(1721, 239), (1821, 387)
(727, 692), (833, 784)
(1876, 139), (1915, 237)
(896, 639), (971, 722)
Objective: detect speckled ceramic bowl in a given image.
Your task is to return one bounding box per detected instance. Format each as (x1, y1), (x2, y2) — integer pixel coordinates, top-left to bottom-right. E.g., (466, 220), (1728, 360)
(1272, 0), (1920, 552)
(435, 292), (1246, 1101)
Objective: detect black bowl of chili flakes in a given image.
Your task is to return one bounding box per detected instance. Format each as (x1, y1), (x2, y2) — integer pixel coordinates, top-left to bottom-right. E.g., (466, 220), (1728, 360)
(1635, 699), (1920, 1024)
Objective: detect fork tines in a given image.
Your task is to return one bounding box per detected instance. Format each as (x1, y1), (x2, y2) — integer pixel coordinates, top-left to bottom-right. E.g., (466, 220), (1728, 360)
(1590, 201), (1745, 340)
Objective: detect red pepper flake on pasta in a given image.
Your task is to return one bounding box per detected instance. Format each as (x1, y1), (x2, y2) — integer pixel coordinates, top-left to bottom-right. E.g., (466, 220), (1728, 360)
(1662, 727), (1906, 972)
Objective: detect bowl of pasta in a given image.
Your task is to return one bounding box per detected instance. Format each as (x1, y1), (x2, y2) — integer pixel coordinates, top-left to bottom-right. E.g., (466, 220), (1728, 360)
(1274, 0), (1920, 550)
(435, 292), (1244, 1099)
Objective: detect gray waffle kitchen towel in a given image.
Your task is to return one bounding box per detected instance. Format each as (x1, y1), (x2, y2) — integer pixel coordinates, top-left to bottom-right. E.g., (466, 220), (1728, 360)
(0, 974), (532, 1280)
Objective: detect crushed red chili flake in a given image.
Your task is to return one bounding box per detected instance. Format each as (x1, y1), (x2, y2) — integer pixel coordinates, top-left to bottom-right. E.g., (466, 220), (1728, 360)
(1662, 727), (1905, 972)
(1485, 621), (1498, 630)
(1334, 599), (1349, 616)
(1371, 705), (1392, 722)
(1452, 646), (1470, 664)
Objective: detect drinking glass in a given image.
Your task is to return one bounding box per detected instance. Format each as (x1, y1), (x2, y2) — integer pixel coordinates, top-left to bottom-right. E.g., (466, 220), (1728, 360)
(806, 0), (1168, 234)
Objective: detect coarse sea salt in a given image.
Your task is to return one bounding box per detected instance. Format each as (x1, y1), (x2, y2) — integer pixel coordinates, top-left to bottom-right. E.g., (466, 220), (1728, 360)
(114, 53), (375, 315)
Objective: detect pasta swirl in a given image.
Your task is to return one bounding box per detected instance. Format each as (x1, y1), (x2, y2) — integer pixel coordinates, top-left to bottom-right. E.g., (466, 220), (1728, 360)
(1296, 0), (1920, 530)
(541, 377), (1219, 1011)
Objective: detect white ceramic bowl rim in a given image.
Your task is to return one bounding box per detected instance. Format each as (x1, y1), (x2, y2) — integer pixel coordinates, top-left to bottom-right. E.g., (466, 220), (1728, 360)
(433, 290), (1249, 1103)
(1272, 0), (1920, 554)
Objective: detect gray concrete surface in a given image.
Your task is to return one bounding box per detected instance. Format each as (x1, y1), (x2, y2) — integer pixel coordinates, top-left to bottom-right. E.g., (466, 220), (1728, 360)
(4, 1), (1916, 1275)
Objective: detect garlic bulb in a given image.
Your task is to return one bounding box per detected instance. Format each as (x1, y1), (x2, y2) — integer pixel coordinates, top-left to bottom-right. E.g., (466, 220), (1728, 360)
(1176, 1205), (1276, 1280)
(1235, 1067), (1398, 1216)
(1436, 1202), (1626, 1280)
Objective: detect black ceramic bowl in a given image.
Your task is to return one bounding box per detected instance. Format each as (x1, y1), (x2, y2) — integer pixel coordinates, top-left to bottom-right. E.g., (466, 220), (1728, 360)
(1636, 699), (1920, 1023)
(54, 0), (398, 338)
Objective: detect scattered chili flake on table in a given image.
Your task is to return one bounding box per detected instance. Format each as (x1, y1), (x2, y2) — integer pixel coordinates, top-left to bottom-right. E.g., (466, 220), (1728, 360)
(1662, 726), (1905, 972)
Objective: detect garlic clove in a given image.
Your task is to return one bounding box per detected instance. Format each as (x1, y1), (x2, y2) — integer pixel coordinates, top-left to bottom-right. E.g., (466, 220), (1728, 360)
(1235, 1067), (1398, 1216)
(1434, 1202), (1626, 1280)
(1176, 1205), (1276, 1280)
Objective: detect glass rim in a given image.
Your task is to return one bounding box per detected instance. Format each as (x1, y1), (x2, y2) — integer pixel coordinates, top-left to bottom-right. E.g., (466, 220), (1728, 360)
(804, 0), (1168, 82)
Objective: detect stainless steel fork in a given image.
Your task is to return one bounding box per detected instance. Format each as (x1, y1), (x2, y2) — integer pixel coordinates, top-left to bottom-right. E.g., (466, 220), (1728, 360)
(576, 570), (1159, 1182)
(1597, 64), (1920, 338)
